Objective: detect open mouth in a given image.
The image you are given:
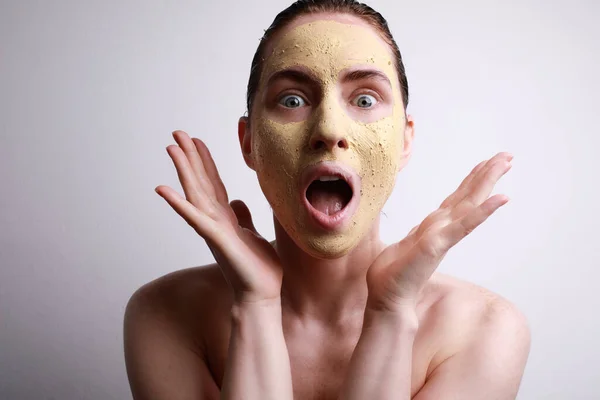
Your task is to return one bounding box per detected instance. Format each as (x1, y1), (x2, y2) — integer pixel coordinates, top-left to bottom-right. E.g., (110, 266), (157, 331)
(300, 162), (361, 231)
(306, 175), (353, 216)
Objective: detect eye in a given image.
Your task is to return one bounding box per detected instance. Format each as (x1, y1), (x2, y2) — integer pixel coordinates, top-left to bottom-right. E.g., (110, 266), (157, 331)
(352, 94), (377, 108)
(279, 94), (306, 109)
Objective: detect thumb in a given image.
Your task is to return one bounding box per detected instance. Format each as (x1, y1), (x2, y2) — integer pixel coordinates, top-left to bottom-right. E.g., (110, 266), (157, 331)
(407, 224), (419, 236)
(230, 200), (258, 234)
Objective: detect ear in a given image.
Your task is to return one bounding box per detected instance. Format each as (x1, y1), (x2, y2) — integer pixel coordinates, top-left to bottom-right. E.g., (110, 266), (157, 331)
(397, 114), (415, 171)
(238, 116), (255, 170)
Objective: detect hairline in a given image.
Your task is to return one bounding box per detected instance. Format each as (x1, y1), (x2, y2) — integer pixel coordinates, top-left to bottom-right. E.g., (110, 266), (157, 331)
(250, 12), (402, 118)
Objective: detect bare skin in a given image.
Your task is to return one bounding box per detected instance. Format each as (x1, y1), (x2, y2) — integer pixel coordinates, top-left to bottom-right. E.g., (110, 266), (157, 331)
(124, 13), (530, 400)
(125, 264), (529, 399)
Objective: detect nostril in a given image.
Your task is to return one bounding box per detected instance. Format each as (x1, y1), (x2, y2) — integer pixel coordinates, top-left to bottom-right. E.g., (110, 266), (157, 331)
(313, 140), (326, 150)
(310, 137), (348, 151)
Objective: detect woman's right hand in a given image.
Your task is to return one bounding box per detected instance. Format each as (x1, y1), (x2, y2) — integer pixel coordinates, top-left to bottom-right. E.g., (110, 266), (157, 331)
(155, 130), (283, 304)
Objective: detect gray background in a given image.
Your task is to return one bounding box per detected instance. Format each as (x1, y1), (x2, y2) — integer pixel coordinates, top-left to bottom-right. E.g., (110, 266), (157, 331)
(1, 0), (598, 399)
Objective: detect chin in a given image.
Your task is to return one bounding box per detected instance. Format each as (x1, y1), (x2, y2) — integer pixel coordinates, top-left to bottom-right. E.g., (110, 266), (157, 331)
(289, 224), (368, 260)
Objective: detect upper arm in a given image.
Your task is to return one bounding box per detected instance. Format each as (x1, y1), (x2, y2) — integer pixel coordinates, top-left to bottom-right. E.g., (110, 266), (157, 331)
(414, 299), (531, 400)
(124, 285), (220, 400)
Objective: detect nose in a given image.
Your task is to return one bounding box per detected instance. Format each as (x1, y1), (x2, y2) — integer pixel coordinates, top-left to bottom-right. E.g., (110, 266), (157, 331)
(308, 105), (349, 152)
(309, 132), (349, 151)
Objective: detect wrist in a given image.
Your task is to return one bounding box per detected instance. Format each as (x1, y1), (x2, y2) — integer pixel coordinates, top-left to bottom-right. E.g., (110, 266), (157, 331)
(230, 297), (285, 346)
(366, 292), (418, 313)
(231, 296), (282, 321)
(364, 301), (419, 333)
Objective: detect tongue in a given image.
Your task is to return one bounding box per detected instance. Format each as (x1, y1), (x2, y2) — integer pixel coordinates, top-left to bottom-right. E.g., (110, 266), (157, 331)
(308, 190), (345, 216)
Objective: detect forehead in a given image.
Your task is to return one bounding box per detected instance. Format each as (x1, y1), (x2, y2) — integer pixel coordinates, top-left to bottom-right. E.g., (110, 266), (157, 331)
(260, 14), (398, 87)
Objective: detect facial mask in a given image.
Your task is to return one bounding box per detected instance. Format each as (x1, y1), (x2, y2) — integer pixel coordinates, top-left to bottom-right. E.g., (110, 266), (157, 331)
(250, 19), (406, 258)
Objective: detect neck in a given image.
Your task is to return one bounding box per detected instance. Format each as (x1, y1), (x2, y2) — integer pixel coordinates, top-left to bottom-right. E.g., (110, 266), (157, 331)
(274, 216), (386, 328)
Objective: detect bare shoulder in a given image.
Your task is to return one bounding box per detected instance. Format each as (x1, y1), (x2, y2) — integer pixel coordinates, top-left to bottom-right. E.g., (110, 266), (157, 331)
(422, 273), (531, 371)
(125, 263), (231, 326)
(426, 272), (529, 321)
(124, 263), (232, 354)
(127, 263), (230, 305)
(123, 265), (228, 399)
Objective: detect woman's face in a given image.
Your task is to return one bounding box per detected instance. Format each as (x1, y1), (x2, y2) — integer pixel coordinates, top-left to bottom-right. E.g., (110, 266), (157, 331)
(245, 14), (412, 258)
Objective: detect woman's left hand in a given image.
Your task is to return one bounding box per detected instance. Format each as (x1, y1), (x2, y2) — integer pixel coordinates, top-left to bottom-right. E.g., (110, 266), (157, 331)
(366, 152), (513, 313)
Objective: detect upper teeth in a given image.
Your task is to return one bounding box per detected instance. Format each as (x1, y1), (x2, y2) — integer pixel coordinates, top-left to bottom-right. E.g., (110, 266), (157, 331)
(318, 176), (340, 182)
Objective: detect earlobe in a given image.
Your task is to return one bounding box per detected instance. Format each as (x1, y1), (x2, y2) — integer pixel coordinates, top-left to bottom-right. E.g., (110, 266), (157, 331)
(397, 115), (415, 171)
(238, 116), (255, 170)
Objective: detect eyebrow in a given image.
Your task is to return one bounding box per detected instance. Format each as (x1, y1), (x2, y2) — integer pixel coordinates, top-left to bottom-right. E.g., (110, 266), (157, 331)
(266, 67), (392, 88)
(266, 68), (320, 87)
(342, 69), (392, 87)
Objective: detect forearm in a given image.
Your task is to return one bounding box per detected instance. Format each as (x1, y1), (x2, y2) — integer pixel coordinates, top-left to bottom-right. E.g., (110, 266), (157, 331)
(339, 306), (419, 400)
(220, 298), (293, 400)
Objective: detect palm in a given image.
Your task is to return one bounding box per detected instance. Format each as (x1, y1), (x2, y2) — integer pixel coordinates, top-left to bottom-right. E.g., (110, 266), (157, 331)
(224, 216), (283, 300)
(155, 130), (283, 303)
(367, 152), (513, 310)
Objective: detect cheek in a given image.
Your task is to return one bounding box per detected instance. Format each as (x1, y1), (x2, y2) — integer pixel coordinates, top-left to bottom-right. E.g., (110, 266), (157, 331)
(352, 118), (401, 175)
(351, 118), (401, 213)
(252, 118), (307, 171)
(250, 118), (310, 214)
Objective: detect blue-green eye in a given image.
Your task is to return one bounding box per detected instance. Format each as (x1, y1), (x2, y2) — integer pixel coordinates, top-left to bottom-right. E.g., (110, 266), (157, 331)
(279, 94), (305, 108)
(353, 94), (377, 108)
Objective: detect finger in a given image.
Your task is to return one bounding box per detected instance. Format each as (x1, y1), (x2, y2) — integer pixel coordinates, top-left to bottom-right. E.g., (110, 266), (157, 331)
(451, 152), (511, 205)
(192, 138), (229, 206)
(441, 193), (509, 249)
(440, 152), (512, 209)
(458, 158), (512, 207)
(167, 145), (208, 207)
(407, 224), (420, 236)
(230, 200), (258, 234)
(155, 185), (218, 238)
(439, 159), (487, 208)
(414, 208), (447, 238)
(172, 130), (217, 200)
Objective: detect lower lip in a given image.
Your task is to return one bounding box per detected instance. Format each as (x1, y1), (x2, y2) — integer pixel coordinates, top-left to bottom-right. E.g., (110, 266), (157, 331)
(302, 188), (360, 231)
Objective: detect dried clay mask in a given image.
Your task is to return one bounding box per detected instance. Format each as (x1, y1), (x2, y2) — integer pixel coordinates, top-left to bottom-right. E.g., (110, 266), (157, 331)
(250, 19), (407, 258)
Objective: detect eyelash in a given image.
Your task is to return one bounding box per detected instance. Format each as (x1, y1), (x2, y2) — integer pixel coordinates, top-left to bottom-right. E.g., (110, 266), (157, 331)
(351, 89), (382, 104)
(276, 91), (309, 109)
(275, 89), (384, 109)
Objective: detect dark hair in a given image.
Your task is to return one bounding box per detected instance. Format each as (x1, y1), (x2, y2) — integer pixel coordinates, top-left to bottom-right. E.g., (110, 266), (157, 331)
(246, 0), (409, 116)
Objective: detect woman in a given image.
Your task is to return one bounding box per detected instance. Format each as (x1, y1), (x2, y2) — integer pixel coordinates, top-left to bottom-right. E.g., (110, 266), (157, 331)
(124, 1), (530, 399)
